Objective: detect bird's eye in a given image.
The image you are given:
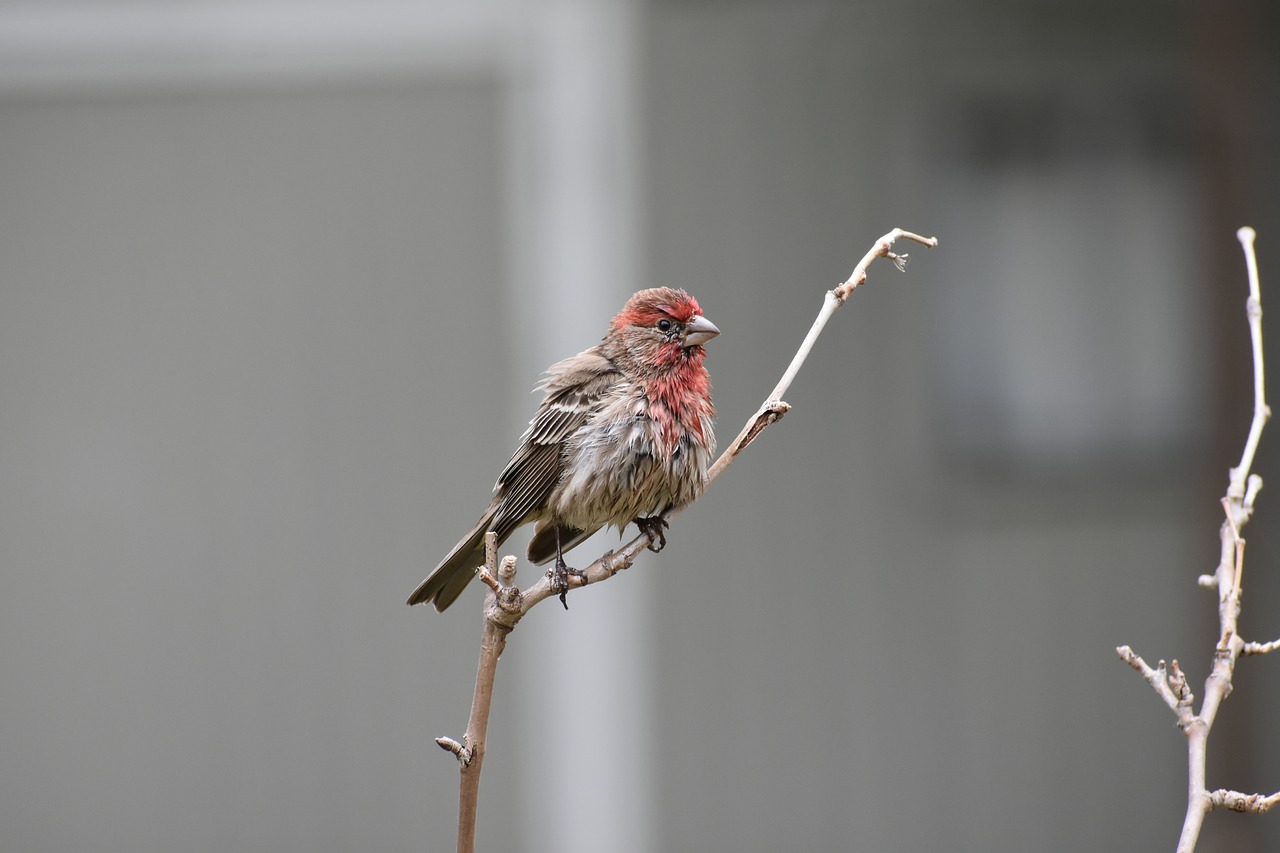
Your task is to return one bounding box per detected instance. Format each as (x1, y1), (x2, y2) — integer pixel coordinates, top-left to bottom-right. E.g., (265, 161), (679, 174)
(657, 319), (673, 333)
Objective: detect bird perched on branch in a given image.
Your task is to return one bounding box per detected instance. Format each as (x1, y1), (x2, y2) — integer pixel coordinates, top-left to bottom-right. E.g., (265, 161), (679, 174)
(407, 287), (719, 611)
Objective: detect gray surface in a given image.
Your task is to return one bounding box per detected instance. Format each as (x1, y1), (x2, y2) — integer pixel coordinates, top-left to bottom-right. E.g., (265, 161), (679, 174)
(2, 2), (1279, 852)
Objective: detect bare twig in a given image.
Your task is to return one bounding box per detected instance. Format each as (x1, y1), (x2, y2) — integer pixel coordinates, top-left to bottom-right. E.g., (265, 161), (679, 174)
(1116, 647), (1194, 724)
(434, 228), (937, 853)
(435, 736), (470, 765)
(443, 532), (514, 853)
(1229, 227), (1270, 504)
(1242, 637), (1280, 656)
(1117, 227), (1275, 853)
(709, 227), (937, 482)
(1209, 789), (1280, 813)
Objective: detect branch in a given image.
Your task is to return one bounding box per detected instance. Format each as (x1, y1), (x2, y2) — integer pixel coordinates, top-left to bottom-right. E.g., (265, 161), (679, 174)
(1115, 647), (1195, 726)
(1209, 789), (1280, 813)
(1228, 226), (1270, 506)
(1117, 227), (1276, 853)
(709, 228), (937, 482)
(438, 533), (514, 853)
(434, 227), (937, 853)
(1242, 637), (1280, 657)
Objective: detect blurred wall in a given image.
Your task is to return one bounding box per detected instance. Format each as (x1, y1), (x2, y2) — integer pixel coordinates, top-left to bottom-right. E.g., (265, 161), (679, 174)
(2, 1), (1279, 852)
(644, 3), (1280, 852)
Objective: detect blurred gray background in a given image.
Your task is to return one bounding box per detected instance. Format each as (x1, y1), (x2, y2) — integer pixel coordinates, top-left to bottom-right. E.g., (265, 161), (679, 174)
(2, 1), (1279, 851)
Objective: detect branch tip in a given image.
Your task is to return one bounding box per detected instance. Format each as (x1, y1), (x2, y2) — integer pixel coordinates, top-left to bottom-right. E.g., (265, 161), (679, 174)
(498, 555), (518, 584)
(477, 565), (502, 594)
(1210, 788), (1280, 813)
(1244, 474), (1264, 509)
(833, 227), (936, 302)
(1242, 637), (1280, 656)
(436, 736), (472, 766)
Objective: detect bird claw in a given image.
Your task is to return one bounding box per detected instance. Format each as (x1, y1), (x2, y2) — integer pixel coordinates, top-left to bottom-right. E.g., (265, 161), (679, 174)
(550, 558), (587, 609)
(635, 516), (669, 553)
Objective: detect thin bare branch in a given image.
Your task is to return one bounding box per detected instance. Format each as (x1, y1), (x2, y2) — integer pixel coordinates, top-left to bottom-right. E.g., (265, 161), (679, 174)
(834, 227), (938, 303)
(711, 228), (936, 483)
(1228, 227), (1269, 504)
(1119, 228), (1273, 853)
(446, 533), (514, 853)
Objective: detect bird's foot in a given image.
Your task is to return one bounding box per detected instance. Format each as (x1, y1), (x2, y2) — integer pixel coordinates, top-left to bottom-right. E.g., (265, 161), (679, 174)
(550, 557), (587, 610)
(635, 516), (669, 553)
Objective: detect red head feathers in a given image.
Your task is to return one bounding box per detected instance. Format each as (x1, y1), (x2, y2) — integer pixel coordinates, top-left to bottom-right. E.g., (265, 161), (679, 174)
(612, 287), (704, 332)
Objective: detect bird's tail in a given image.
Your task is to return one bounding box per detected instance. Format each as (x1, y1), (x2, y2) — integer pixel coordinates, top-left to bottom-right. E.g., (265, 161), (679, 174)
(406, 510), (496, 611)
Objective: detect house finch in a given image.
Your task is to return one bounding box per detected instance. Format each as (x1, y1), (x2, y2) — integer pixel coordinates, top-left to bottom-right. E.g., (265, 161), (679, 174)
(407, 287), (719, 611)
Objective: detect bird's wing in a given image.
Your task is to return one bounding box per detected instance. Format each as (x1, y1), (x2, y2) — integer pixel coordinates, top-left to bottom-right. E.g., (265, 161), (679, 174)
(491, 348), (620, 529)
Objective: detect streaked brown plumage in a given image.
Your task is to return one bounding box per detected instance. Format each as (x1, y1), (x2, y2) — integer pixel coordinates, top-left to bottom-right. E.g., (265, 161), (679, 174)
(407, 288), (718, 611)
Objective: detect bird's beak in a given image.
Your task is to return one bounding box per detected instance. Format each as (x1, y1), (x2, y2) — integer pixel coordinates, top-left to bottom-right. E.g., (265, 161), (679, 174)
(682, 315), (720, 348)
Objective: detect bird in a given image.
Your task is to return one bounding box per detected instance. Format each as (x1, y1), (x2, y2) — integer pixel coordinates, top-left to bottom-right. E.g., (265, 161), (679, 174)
(407, 287), (719, 611)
